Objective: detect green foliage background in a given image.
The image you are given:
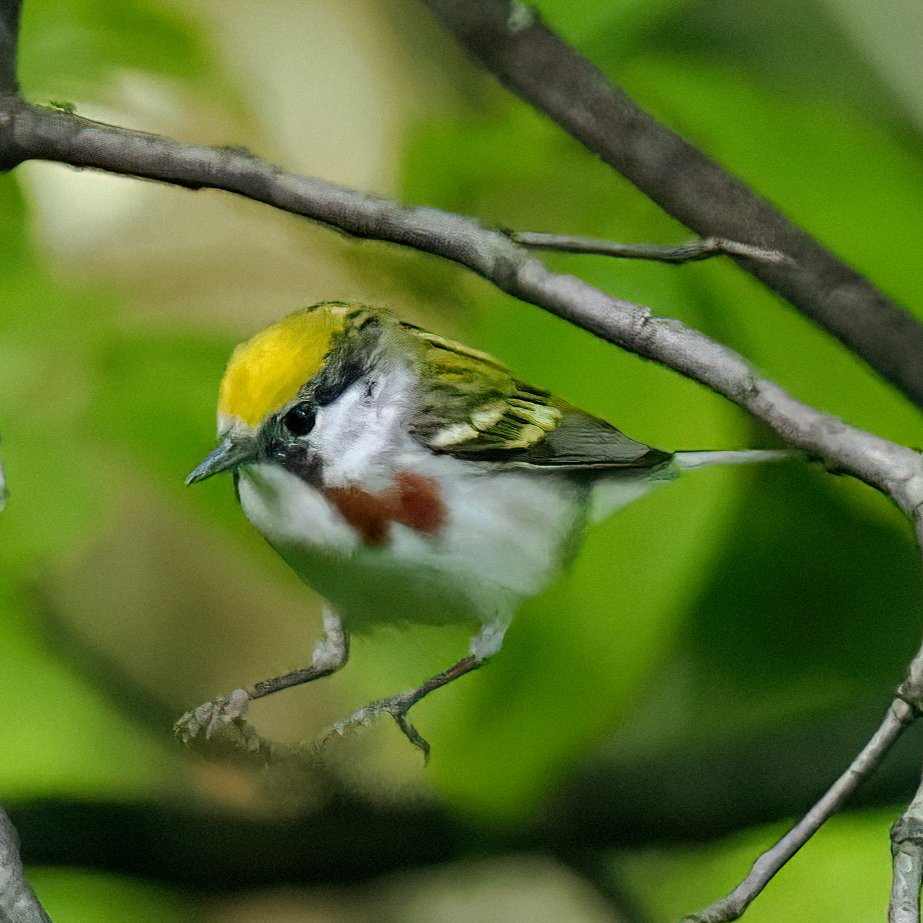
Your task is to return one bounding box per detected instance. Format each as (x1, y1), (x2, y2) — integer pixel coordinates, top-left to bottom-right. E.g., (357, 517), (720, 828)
(3, 0), (923, 920)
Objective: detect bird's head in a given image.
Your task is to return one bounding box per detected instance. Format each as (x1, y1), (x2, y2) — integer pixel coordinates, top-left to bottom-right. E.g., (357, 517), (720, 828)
(186, 302), (403, 486)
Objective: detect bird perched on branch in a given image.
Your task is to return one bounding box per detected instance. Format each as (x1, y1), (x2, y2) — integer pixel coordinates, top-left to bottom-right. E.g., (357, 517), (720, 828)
(177, 301), (787, 756)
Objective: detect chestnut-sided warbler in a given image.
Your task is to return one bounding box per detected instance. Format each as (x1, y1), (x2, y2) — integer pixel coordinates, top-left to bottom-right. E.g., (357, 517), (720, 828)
(176, 301), (787, 755)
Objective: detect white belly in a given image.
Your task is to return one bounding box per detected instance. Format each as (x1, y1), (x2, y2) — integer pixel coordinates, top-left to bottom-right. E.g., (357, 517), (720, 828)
(236, 459), (585, 629)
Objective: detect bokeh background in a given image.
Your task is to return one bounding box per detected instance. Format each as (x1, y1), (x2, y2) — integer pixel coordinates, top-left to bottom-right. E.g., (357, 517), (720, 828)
(3, 0), (923, 920)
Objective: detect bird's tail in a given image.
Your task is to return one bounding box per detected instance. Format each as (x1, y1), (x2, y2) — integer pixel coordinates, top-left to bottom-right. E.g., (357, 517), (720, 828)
(589, 449), (794, 523)
(672, 449), (794, 469)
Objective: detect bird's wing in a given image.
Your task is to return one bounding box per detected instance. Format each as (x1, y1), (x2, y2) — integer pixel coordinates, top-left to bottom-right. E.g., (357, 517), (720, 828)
(407, 328), (672, 472)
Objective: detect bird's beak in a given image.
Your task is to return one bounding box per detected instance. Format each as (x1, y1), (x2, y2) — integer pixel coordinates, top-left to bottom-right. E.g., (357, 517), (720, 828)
(186, 433), (259, 485)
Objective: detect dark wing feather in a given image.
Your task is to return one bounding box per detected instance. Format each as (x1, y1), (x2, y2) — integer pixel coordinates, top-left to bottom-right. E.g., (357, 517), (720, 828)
(517, 410), (672, 469)
(406, 327), (671, 472)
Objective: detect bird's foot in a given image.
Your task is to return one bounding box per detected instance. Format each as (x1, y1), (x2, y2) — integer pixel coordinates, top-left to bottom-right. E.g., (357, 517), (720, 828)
(174, 688), (260, 751)
(316, 690), (430, 760)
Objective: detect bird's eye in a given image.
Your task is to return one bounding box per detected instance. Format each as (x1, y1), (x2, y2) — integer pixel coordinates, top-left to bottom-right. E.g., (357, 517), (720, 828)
(282, 403), (316, 437)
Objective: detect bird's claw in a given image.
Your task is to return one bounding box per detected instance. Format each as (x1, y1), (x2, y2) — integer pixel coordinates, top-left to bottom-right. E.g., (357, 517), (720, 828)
(316, 693), (430, 760)
(174, 688), (259, 751)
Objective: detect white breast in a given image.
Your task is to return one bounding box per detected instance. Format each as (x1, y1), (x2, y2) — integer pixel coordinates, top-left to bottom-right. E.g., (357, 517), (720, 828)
(237, 462), (359, 555)
(236, 451), (585, 630)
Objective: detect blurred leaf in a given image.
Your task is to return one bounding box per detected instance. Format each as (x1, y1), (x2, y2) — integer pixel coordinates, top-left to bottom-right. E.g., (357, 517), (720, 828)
(1, 261), (178, 798)
(87, 328), (229, 480)
(0, 177), (32, 274)
(532, 0), (691, 52)
(0, 582), (176, 799)
(622, 0), (906, 123)
(403, 105), (684, 245)
(0, 269), (114, 576)
(605, 466), (922, 766)
(31, 869), (196, 923)
(686, 471), (920, 708)
(825, 0), (923, 133)
(83, 325), (266, 541)
(18, 0), (214, 100)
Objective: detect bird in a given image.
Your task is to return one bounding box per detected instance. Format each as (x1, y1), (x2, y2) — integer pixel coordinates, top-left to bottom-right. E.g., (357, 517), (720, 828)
(175, 301), (788, 757)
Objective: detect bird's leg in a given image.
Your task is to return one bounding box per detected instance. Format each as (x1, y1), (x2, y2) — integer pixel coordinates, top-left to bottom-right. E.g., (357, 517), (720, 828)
(319, 657), (482, 760)
(248, 608), (349, 701)
(318, 619), (508, 760)
(174, 607), (349, 748)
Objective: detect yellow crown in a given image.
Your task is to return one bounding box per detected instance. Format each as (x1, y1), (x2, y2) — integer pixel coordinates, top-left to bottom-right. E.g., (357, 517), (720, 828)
(217, 303), (359, 428)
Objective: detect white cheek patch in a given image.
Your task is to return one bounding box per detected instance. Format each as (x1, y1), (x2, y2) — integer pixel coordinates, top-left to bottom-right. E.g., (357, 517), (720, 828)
(310, 366), (416, 489)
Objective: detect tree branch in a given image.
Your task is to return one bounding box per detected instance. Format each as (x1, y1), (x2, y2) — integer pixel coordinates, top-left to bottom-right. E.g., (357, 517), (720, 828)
(6, 698), (923, 897)
(510, 232), (790, 265)
(547, 700), (923, 848)
(682, 529), (923, 922)
(891, 628), (923, 923)
(4, 698), (923, 893)
(0, 805), (51, 923)
(0, 0), (21, 96)
(1, 99), (921, 516)
(684, 697), (917, 922)
(419, 0), (923, 411)
(891, 779), (923, 923)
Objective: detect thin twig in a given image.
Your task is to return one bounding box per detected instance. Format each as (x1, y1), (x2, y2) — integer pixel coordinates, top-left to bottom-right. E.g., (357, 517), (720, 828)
(683, 697), (917, 923)
(420, 0), (923, 410)
(511, 232), (791, 266)
(0, 805), (51, 923)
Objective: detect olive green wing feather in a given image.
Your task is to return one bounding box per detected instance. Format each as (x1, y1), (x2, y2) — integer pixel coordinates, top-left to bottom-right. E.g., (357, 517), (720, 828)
(407, 328), (671, 471)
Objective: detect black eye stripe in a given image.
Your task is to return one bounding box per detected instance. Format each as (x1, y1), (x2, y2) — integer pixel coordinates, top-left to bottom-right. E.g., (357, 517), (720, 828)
(312, 357), (365, 406)
(282, 402), (316, 436)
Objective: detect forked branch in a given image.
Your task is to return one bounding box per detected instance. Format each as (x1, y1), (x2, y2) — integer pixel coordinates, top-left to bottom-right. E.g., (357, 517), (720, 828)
(684, 523), (923, 922)
(420, 0), (923, 410)
(1, 99), (920, 512)
(684, 697), (917, 922)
